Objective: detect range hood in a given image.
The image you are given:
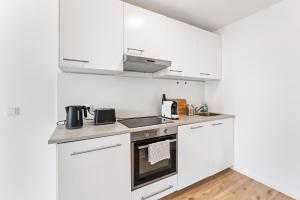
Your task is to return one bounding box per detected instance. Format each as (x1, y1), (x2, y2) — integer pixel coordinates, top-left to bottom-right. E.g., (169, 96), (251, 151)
(123, 54), (171, 73)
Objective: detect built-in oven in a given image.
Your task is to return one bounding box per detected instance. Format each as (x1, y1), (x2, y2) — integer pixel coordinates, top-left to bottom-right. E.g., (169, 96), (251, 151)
(131, 126), (178, 190)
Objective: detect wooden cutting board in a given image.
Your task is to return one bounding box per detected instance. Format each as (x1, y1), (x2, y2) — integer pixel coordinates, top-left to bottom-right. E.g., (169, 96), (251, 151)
(170, 99), (187, 116)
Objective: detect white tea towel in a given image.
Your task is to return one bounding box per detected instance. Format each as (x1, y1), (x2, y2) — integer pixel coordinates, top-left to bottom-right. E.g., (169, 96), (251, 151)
(148, 140), (170, 165)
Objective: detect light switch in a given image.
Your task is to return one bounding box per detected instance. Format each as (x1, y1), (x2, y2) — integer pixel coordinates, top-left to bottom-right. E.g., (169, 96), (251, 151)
(7, 107), (20, 116)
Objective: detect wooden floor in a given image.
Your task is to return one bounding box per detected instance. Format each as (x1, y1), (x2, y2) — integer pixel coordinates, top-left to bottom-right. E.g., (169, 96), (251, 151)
(161, 169), (293, 200)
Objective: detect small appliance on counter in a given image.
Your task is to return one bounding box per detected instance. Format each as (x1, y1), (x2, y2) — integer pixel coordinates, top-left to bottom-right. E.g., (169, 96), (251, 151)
(161, 94), (179, 120)
(170, 98), (187, 117)
(88, 107), (116, 125)
(186, 104), (195, 116)
(65, 105), (87, 129)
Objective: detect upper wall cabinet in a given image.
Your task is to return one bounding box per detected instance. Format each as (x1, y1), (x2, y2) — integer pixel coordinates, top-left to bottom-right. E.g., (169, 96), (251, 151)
(124, 3), (222, 81)
(124, 3), (170, 60)
(60, 1), (221, 80)
(60, 0), (124, 75)
(196, 31), (222, 80)
(124, 3), (195, 78)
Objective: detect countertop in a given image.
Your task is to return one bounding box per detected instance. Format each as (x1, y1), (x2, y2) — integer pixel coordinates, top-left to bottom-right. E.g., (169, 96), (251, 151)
(48, 114), (235, 144)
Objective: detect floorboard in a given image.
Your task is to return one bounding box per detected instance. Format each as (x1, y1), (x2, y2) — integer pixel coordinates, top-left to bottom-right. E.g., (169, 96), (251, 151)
(161, 169), (294, 200)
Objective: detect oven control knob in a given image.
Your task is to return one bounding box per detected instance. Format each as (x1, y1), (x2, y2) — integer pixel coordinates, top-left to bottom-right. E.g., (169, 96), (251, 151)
(164, 129), (168, 134)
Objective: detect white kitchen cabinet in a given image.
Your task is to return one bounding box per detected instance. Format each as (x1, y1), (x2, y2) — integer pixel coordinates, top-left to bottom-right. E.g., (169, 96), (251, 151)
(60, 0), (123, 75)
(124, 3), (173, 62)
(132, 175), (177, 200)
(178, 121), (213, 190)
(57, 134), (131, 200)
(196, 31), (222, 80)
(124, 3), (221, 81)
(208, 118), (234, 174)
(60, 0), (221, 79)
(158, 20), (199, 79)
(156, 29), (222, 81)
(178, 118), (234, 190)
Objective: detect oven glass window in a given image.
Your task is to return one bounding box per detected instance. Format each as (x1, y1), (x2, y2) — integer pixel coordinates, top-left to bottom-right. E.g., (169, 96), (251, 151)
(133, 135), (177, 189)
(139, 148), (171, 178)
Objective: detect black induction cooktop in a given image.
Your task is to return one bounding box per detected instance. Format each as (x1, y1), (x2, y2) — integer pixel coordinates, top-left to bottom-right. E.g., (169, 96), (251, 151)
(118, 116), (173, 128)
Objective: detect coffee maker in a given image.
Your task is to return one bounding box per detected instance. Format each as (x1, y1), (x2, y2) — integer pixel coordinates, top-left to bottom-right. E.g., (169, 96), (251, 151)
(161, 94), (179, 120)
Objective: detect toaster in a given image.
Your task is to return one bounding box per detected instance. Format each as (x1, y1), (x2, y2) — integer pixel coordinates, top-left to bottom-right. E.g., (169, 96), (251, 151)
(94, 108), (116, 125)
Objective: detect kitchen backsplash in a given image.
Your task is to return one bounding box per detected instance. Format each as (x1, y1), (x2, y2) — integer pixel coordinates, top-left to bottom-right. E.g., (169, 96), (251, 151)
(58, 72), (205, 120)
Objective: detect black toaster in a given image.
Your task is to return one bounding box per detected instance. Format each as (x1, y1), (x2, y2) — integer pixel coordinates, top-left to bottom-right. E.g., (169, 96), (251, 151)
(94, 108), (116, 125)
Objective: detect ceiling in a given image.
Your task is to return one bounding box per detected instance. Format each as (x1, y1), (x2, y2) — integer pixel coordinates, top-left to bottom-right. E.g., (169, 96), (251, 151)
(123, 0), (282, 31)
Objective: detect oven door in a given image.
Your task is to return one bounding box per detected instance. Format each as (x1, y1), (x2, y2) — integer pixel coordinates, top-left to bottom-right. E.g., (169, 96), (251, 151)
(132, 134), (177, 190)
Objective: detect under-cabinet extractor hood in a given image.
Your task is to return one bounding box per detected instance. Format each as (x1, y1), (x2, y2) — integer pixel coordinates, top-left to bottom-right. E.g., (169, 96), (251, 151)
(123, 54), (172, 73)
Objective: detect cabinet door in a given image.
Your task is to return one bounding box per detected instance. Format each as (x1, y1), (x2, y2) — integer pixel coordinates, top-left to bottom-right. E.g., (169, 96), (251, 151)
(60, 0), (123, 73)
(57, 134), (131, 200)
(167, 21), (199, 77)
(209, 118), (234, 174)
(196, 31), (222, 79)
(178, 122), (212, 190)
(124, 3), (172, 61)
(132, 175), (177, 200)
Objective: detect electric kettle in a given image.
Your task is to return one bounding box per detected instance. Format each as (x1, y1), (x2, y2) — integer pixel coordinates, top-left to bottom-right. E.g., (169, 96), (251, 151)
(65, 105), (87, 129)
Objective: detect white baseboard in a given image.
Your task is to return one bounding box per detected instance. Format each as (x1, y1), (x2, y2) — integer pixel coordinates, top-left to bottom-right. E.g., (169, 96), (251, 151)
(232, 167), (298, 199)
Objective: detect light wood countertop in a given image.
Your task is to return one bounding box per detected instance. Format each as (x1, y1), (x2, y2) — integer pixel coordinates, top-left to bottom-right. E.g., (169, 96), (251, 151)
(48, 114), (235, 144)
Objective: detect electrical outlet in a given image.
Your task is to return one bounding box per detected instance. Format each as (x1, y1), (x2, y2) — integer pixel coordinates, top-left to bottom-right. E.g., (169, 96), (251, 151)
(7, 107), (20, 116)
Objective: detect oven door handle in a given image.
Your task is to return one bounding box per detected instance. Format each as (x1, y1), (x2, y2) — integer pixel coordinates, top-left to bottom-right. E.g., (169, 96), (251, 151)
(141, 185), (174, 200)
(138, 139), (177, 150)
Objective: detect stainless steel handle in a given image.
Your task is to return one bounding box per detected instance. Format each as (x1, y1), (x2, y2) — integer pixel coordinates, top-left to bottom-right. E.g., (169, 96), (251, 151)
(190, 125), (204, 130)
(70, 144), (122, 156)
(63, 58), (90, 63)
(138, 139), (177, 150)
(170, 69), (183, 73)
(141, 185), (174, 200)
(200, 73), (211, 76)
(212, 123), (223, 126)
(127, 48), (144, 53)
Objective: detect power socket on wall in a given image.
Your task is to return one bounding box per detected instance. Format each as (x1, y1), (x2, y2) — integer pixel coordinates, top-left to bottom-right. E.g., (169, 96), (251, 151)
(6, 106), (21, 116)
(176, 80), (189, 85)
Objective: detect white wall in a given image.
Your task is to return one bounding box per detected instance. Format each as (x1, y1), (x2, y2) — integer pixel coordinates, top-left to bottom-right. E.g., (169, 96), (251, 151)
(206, 0), (300, 198)
(58, 73), (205, 119)
(0, 0), (57, 200)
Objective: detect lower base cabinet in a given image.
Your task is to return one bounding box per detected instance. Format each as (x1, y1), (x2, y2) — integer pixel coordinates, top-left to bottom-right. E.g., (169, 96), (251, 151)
(132, 175), (177, 200)
(178, 118), (234, 190)
(178, 121), (212, 190)
(57, 134), (131, 200)
(56, 118), (234, 200)
(210, 119), (234, 175)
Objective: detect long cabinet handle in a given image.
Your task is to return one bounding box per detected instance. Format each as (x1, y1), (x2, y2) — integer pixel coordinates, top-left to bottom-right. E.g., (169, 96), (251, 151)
(70, 144), (122, 156)
(63, 58), (90, 63)
(190, 125), (204, 130)
(170, 69), (183, 73)
(200, 73), (211, 76)
(127, 48), (144, 53)
(141, 185), (174, 200)
(212, 123), (223, 126)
